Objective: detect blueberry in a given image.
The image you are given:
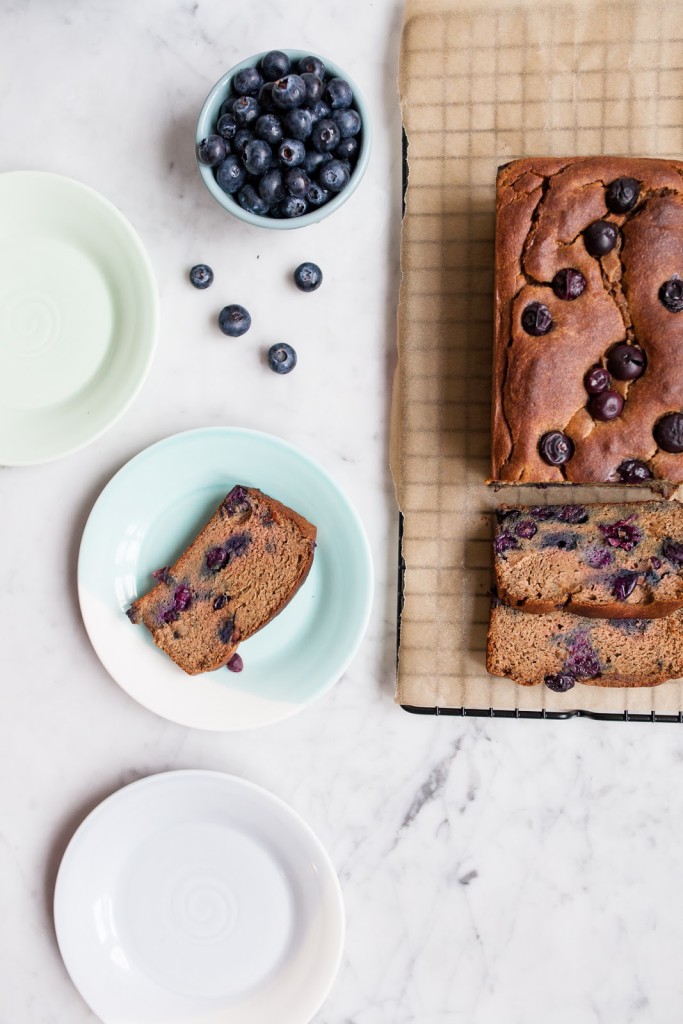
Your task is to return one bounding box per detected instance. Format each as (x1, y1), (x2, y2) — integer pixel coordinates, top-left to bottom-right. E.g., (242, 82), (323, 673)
(198, 134), (227, 167)
(259, 168), (286, 205)
(243, 138), (273, 175)
(585, 366), (611, 394)
(302, 149), (327, 175)
(268, 342), (297, 373)
(279, 194), (308, 218)
(297, 55), (325, 77)
(584, 220), (618, 257)
(258, 81), (277, 112)
(301, 72), (325, 105)
(309, 99), (332, 123)
(254, 113), (283, 145)
(529, 506), (555, 520)
(284, 107), (313, 140)
(227, 652), (244, 672)
(237, 184), (270, 216)
(294, 261), (323, 292)
(663, 538), (683, 565)
(218, 618), (235, 644)
(605, 176), (640, 214)
(232, 66), (263, 97)
(320, 158), (351, 192)
(659, 276), (683, 313)
(173, 584), (192, 612)
(218, 304), (251, 337)
(552, 268), (586, 300)
(152, 566), (172, 583)
(654, 412), (683, 453)
(162, 608), (179, 625)
(260, 50), (291, 82)
(225, 532), (251, 559)
(514, 519), (537, 539)
(336, 137), (359, 162)
(306, 181), (331, 208)
(331, 108), (361, 138)
(213, 594), (227, 610)
(564, 633), (601, 678)
(284, 167), (310, 197)
(598, 517), (643, 551)
(521, 302), (553, 336)
(278, 138), (306, 167)
(538, 431), (574, 466)
(611, 570), (639, 601)
(311, 118), (341, 153)
(232, 128), (253, 155)
(189, 264), (213, 289)
(606, 342), (646, 381)
(272, 74), (307, 109)
(325, 77), (353, 109)
(556, 505), (588, 524)
(540, 531), (579, 551)
(224, 486), (250, 515)
(233, 95), (260, 126)
(216, 154), (247, 194)
(206, 547), (228, 571)
(494, 533), (520, 555)
(589, 390), (623, 421)
(216, 112), (237, 141)
(584, 545), (613, 569)
(544, 673), (576, 692)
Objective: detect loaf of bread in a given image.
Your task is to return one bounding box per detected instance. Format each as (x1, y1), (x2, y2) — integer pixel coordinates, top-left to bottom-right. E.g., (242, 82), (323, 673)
(494, 501), (683, 618)
(126, 486), (316, 674)
(491, 156), (683, 486)
(487, 599), (683, 689)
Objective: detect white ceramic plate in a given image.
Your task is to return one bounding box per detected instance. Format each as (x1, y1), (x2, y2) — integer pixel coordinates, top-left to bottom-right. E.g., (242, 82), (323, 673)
(78, 427), (373, 731)
(54, 771), (344, 1024)
(0, 171), (158, 465)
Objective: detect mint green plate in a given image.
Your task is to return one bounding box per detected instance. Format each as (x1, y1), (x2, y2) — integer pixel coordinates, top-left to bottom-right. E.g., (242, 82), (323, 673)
(78, 428), (374, 731)
(0, 172), (158, 465)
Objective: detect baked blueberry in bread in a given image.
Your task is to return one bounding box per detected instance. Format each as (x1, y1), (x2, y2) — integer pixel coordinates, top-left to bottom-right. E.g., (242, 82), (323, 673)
(126, 486), (316, 674)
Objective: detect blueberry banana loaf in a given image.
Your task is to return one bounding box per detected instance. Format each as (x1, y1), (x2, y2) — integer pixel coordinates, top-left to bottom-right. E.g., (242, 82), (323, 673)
(487, 600), (683, 690)
(491, 156), (683, 485)
(127, 486), (316, 674)
(494, 501), (683, 617)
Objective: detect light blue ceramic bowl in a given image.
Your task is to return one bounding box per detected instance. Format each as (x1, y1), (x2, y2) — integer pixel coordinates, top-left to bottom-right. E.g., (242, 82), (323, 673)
(196, 50), (371, 229)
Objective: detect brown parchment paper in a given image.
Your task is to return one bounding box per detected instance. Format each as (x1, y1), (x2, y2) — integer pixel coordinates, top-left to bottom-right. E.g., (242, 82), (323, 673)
(394, 0), (683, 715)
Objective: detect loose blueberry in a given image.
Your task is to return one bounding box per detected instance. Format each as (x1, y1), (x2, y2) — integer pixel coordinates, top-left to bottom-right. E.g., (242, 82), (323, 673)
(189, 264), (213, 290)
(294, 261), (323, 292)
(584, 220), (618, 257)
(254, 113), (283, 145)
(227, 652), (244, 672)
(584, 545), (613, 569)
(539, 431), (574, 466)
(232, 95), (260, 126)
(663, 538), (683, 565)
(557, 506), (588, 524)
(309, 99), (332, 123)
(259, 168), (286, 205)
(606, 342), (646, 381)
(514, 519), (537, 539)
(331, 108), (361, 138)
(311, 118), (341, 153)
(494, 533), (520, 555)
(336, 137), (359, 162)
(218, 304), (251, 337)
(268, 342), (297, 373)
(302, 149), (327, 175)
(284, 167), (311, 197)
(260, 50), (291, 82)
(258, 81), (277, 112)
(278, 138), (306, 167)
(521, 302), (553, 336)
(173, 584), (192, 611)
(319, 158), (351, 192)
(605, 176), (640, 214)
(233, 66), (263, 97)
(216, 154), (247, 194)
(611, 570), (639, 601)
(237, 184), (270, 216)
(544, 673), (576, 692)
(198, 134), (227, 167)
(585, 366), (611, 394)
(243, 138), (273, 175)
(654, 412), (683, 453)
(284, 107), (313, 141)
(552, 268), (586, 300)
(297, 55), (325, 77)
(272, 74), (307, 109)
(616, 459), (652, 483)
(659, 276), (683, 313)
(325, 77), (353, 109)
(232, 128), (253, 155)
(598, 516), (643, 551)
(301, 72), (325, 105)
(306, 182), (332, 207)
(216, 112), (238, 141)
(279, 194), (308, 218)
(589, 390), (624, 421)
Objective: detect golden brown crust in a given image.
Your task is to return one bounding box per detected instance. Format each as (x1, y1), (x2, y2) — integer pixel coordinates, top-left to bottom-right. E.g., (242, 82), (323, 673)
(491, 157), (683, 485)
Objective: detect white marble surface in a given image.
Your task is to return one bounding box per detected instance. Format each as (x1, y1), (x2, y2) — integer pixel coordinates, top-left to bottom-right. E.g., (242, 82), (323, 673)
(3, 2), (683, 1023)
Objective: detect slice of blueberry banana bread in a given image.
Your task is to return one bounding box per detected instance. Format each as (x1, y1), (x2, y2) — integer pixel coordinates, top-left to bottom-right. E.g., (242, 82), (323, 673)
(126, 486), (316, 674)
(494, 501), (683, 618)
(487, 599), (683, 689)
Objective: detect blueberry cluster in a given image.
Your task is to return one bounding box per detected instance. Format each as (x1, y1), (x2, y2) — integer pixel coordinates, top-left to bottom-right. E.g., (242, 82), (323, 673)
(198, 51), (362, 220)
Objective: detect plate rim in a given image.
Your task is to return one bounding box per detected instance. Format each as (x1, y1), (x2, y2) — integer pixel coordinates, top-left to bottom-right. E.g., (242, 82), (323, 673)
(77, 425), (375, 731)
(0, 169), (159, 466)
(53, 769), (346, 1024)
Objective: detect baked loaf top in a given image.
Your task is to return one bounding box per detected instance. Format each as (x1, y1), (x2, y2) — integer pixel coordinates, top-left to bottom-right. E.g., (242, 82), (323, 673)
(495, 501), (683, 618)
(487, 600), (683, 690)
(491, 156), (683, 485)
(127, 486), (316, 675)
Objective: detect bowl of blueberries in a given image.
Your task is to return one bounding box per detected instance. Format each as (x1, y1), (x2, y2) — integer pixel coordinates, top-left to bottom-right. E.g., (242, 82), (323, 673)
(196, 49), (371, 228)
